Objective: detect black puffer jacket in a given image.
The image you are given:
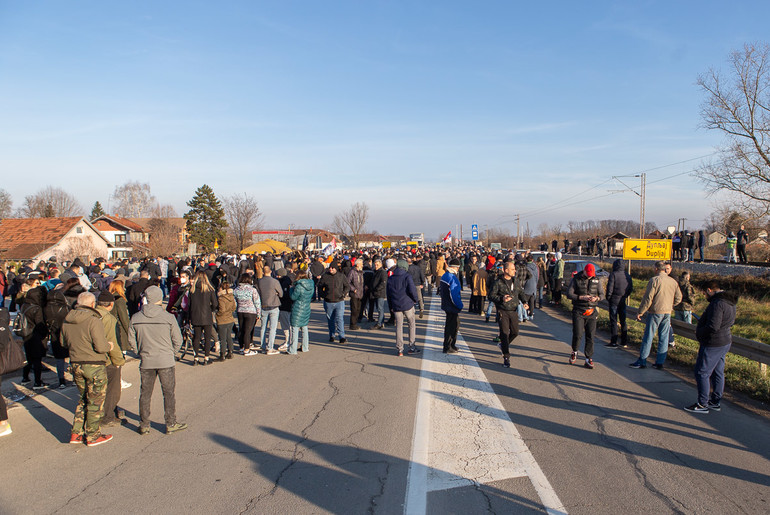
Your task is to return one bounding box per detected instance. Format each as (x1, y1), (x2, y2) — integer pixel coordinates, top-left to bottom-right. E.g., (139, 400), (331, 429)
(21, 286), (48, 359)
(605, 259), (632, 304)
(696, 291), (738, 347)
(567, 271), (604, 312)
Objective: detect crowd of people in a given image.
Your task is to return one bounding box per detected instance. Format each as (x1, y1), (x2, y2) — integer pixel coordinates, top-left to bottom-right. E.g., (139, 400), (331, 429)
(0, 243), (738, 443)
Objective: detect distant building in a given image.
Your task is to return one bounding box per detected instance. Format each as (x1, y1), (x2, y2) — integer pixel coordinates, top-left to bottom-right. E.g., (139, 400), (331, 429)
(0, 217), (110, 263)
(252, 229), (338, 251)
(707, 232), (727, 247)
(92, 215), (150, 259)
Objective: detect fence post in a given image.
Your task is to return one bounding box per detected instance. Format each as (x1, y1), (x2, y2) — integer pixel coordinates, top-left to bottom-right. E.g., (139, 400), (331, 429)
(761, 363), (768, 377)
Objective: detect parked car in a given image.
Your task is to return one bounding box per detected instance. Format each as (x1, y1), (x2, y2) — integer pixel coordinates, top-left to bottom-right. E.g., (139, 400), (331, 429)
(561, 260), (610, 294)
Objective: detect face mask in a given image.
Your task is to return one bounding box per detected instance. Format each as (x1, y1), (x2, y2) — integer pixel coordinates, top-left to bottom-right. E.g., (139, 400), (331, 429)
(180, 278), (188, 284)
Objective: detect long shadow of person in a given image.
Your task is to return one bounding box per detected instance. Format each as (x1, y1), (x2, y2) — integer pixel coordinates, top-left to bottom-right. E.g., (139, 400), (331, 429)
(208, 426), (547, 514)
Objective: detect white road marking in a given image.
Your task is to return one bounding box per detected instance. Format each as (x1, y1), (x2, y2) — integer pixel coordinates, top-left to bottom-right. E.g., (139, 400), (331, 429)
(405, 295), (567, 515)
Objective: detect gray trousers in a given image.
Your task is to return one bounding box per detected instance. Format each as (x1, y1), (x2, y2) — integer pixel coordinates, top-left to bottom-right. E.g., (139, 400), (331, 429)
(139, 367), (177, 428)
(394, 307), (416, 352)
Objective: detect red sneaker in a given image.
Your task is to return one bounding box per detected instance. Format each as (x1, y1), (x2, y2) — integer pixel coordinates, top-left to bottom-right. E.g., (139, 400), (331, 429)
(569, 352), (577, 365)
(69, 433), (84, 444)
(86, 434), (113, 447)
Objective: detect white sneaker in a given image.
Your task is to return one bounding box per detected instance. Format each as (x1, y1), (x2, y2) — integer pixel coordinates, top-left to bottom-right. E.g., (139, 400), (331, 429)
(244, 349), (258, 356)
(266, 349), (280, 355)
(121, 380), (132, 389)
(277, 343), (288, 352)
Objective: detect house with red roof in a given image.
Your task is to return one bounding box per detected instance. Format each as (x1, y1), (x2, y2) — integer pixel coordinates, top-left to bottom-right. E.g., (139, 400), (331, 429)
(0, 217), (110, 263)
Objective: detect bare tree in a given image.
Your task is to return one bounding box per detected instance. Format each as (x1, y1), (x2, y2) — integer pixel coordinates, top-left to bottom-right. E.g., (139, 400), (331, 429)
(112, 182), (156, 218)
(58, 235), (106, 263)
(146, 218), (183, 256)
(0, 188), (12, 219)
(697, 43), (770, 219)
(223, 193), (263, 252)
(17, 186), (82, 218)
(332, 202), (370, 249)
(150, 203), (178, 218)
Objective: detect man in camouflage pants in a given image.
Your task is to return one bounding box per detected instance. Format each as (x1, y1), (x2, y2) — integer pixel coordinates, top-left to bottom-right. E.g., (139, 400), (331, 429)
(62, 292), (115, 447)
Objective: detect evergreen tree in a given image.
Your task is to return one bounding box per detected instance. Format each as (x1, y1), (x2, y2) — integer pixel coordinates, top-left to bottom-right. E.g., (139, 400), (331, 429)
(184, 184), (227, 252)
(90, 201), (105, 220)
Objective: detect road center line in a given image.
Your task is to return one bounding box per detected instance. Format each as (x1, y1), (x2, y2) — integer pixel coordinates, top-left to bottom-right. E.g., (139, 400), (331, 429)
(405, 294), (567, 515)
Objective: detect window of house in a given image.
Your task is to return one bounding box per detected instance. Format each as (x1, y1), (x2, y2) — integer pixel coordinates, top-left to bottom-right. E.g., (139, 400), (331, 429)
(76, 227), (83, 234)
(115, 234), (127, 243)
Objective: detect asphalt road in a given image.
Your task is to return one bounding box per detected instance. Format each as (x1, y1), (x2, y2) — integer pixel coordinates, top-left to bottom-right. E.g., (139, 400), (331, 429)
(1, 290), (768, 514)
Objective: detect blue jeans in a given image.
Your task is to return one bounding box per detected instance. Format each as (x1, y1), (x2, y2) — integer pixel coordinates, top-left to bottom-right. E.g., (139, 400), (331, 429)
(517, 301), (529, 322)
(485, 299), (495, 318)
(695, 344), (730, 406)
(670, 310), (693, 343)
(637, 313), (671, 365)
(374, 298), (387, 326)
(289, 325), (309, 354)
(324, 300), (345, 339)
(260, 307), (280, 350)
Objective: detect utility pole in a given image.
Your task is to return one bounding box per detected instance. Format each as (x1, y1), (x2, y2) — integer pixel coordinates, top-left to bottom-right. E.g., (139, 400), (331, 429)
(639, 173), (647, 238)
(460, 224), (463, 244)
(516, 214), (521, 249)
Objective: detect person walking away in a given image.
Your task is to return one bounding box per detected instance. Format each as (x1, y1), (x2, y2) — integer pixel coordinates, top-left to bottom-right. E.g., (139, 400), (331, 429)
(536, 257), (547, 309)
(188, 271), (218, 365)
(44, 285), (72, 388)
(347, 259), (365, 330)
(19, 283), (48, 390)
(566, 263), (604, 369)
(370, 259), (388, 329)
(386, 258), (420, 356)
(471, 262), (488, 317)
(129, 286), (186, 434)
(258, 266), (283, 354)
(288, 266), (314, 354)
(95, 291), (127, 427)
(61, 292), (114, 446)
(276, 268), (294, 350)
(233, 274), (261, 355)
(605, 259), (633, 349)
(697, 230), (705, 262)
(488, 261), (529, 367)
(552, 252), (565, 304)
(736, 225), (749, 264)
(407, 255), (426, 318)
(126, 270), (151, 316)
(630, 261), (682, 370)
(215, 280), (236, 360)
(318, 260), (349, 343)
(669, 271), (697, 347)
(0, 307), (13, 437)
(310, 255), (325, 302)
(439, 259), (463, 354)
(523, 255), (538, 320)
(684, 281), (738, 413)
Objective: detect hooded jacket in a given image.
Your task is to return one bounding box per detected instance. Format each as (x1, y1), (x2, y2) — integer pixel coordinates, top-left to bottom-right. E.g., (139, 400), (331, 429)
(61, 306), (111, 364)
(216, 288), (237, 324)
(386, 266), (419, 312)
(606, 259), (633, 304)
(696, 291), (738, 348)
(129, 302), (183, 369)
(21, 286), (48, 358)
(96, 305), (126, 367)
(675, 276), (697, 312)
(290, 278), (314, 327)
(439, 270), (463, 314)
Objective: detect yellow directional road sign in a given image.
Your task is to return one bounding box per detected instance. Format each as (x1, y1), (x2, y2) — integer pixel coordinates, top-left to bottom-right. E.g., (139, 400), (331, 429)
(622, 238), (672, 261)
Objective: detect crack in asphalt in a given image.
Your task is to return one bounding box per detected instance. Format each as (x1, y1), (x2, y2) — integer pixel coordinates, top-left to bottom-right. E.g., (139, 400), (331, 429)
(594, 416), (686, 515)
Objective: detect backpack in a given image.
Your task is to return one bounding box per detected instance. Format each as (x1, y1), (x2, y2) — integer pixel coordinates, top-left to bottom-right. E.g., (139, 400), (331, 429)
(12, 304), (39, 339)
(44, 292), (71, 336)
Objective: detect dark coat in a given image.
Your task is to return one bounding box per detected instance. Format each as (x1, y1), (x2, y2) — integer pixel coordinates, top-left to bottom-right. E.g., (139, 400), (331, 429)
(606, 259), (632, 305)
(278, 276), (294, 312)
(371, 268), (387, 299)
(21, 286), (48, 359)
(189, 287), (218, 326)
(127, 278), (150, 315)
(488, 275), (528, 311)
(318, 271), (349, 303)
(347, 268), (365, 300)
(696, 291), (738, 348)
(386, 267), (419, 312)
(567, 271), (604, 312)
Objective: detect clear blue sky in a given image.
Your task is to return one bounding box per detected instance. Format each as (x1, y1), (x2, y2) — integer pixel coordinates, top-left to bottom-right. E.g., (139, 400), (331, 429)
(0, 1), (766, 238)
